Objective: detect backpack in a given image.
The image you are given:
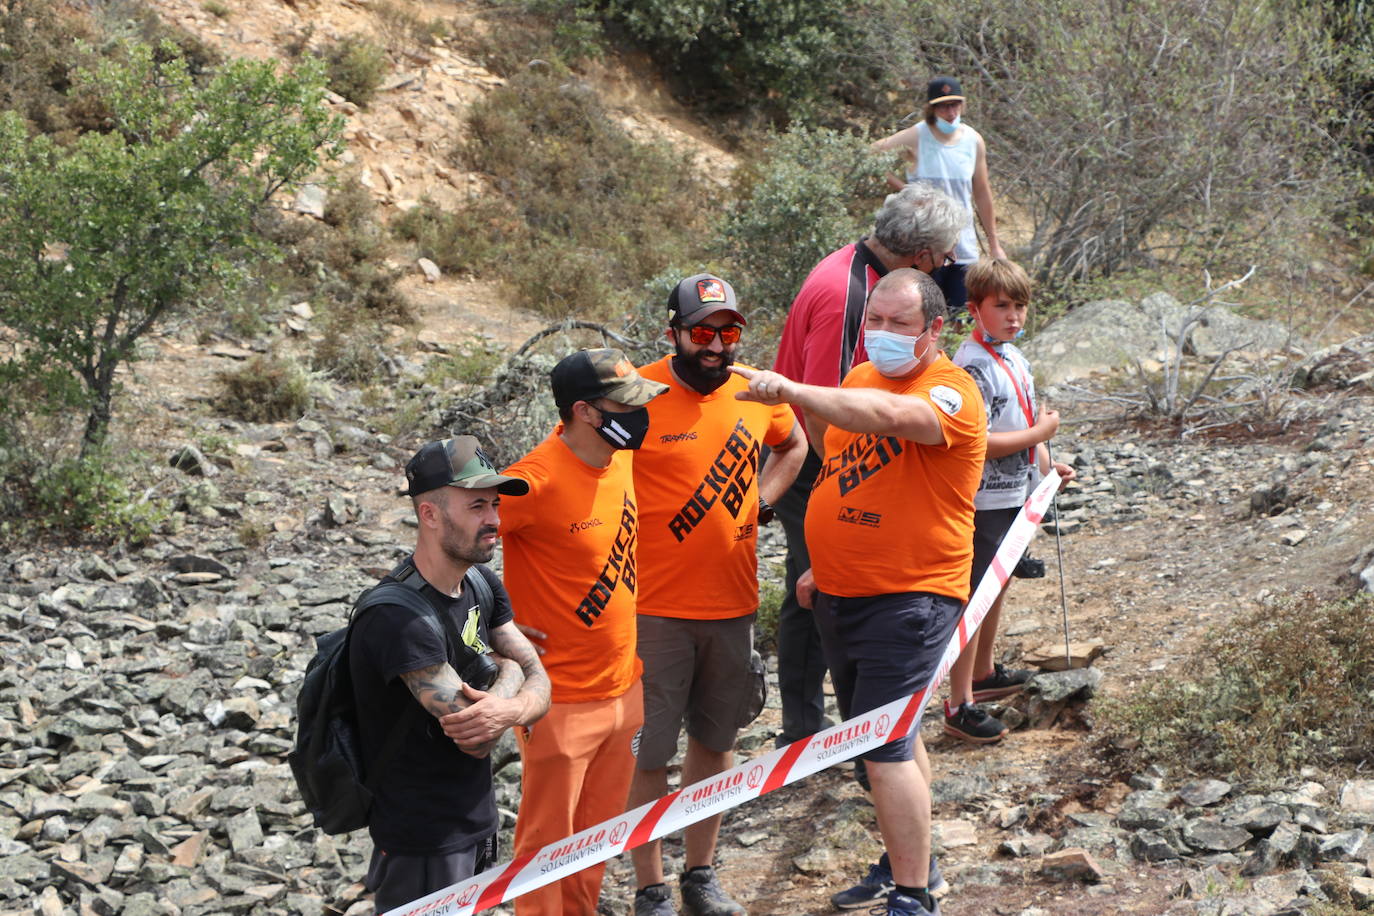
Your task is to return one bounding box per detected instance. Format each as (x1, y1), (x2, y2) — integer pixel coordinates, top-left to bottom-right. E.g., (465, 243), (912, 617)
(288, 561), (495, 835)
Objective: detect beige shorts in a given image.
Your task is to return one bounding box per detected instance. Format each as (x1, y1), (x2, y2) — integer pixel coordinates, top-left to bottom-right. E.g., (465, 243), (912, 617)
(633, 613), (756, 769)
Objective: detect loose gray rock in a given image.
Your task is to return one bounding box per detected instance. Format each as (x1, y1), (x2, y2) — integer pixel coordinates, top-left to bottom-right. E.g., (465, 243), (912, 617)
(1179, 779), (1232, 807)
(1182, 818), (1252, 852)
(1025, 667), (1103, 703)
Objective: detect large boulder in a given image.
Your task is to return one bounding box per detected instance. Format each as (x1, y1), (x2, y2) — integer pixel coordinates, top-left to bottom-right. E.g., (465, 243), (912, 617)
(1023, 292), (1301, 384)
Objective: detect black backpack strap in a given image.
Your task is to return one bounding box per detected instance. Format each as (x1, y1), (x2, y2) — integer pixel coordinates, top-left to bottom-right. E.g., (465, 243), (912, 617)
(351, 579), (439, 792)
(463, 565), (495, 619)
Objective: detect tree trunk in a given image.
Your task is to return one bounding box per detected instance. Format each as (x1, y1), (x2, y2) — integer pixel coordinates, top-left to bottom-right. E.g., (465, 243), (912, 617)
(80, 386), (112, 459)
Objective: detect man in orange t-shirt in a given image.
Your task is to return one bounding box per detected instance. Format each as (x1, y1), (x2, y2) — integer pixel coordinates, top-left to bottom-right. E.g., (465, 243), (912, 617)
(499, 348), (668, 916)
(626, 274), (805, 916)
(732, 269), (986, 916)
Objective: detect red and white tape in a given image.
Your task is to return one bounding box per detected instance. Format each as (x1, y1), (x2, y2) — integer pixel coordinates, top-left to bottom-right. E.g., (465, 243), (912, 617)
(382, 471), (1062, 916)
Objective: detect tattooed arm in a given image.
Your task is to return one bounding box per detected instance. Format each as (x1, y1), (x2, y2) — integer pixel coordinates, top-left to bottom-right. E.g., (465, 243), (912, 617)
(398, 662), (493, 757)
(438, 620), (551, 750)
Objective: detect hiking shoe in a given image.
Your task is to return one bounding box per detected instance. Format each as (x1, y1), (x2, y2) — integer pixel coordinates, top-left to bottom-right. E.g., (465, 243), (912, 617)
(679, 866), (744, 916)
(943, 701), (1007, 744)
(868, 889), (940, 916)
(832, 853), (944, 909)
(970, 663), (1033, 702)
(928, 855), (947, 898)
(831, 854), (893, 909)
(634, 883), (676, 916)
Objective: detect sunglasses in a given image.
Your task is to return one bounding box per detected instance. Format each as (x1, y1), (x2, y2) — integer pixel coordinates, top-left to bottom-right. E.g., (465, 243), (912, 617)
(925, 250), (957, 270)
(683, 323), (743, 346)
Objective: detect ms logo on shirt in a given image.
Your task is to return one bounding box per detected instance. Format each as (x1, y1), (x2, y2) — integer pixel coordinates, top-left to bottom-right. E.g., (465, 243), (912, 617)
(667, 420), (760, 542)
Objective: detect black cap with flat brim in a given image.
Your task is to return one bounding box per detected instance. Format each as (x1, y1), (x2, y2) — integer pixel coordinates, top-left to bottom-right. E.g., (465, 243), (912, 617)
(400, 436), (529, 497)
(927, 75), (964, 104)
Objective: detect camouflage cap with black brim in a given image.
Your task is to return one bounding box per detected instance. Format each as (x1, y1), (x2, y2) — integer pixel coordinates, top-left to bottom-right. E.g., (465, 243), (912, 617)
(400, 436), (529, 497)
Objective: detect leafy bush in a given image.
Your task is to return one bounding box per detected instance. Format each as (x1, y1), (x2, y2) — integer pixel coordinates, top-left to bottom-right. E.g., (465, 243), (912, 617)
(392, 195), (518, 275)
(215, 354), (313, 422)
(593, 0), (860, 123)
(262, 175), (410, 320)
(313, 314), (391, 384)
(1101, 593), (1374, 778)
(456, 68), (715, 318)
(323, 36), (388, 107)
(0, 449), (165, 545)
(721, 126), (890, 317)
(0, 42), (339, 454)
(456, 0), (603, 77)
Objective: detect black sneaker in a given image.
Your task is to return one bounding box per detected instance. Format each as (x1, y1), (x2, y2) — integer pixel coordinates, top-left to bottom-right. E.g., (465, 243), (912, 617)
(970, 662), (1032, 702)
(679, 866), (744, 916)
(871, 889), (940, 915)
(634, 883), (676, 916)
(831, 854), (893, 910)
(942, 701), (1007, 744)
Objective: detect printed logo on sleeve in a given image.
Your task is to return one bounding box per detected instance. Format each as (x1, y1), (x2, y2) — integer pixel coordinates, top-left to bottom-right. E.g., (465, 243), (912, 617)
(929, 385), (963, 416)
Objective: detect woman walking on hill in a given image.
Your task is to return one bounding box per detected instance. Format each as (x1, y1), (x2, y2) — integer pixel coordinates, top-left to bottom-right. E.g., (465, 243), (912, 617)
(872, 75), (1005, 315)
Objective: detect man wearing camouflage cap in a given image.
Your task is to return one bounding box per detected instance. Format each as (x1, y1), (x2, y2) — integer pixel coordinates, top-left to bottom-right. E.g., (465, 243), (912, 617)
(350, 436), (550, 913)
(497, 348), (669, 915)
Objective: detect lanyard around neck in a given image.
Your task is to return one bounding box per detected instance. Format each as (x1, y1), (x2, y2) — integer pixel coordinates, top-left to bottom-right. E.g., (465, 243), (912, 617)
(976, 332), (1036, 464)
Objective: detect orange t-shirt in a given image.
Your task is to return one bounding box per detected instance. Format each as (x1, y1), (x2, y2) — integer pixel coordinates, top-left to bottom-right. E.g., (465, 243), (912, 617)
(499, 429), (642, 703)
(805, 356), (986, 600)
(633, 357), (797, 619)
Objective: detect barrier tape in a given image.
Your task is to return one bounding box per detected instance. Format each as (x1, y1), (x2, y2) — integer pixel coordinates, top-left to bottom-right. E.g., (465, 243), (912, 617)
(383, 471), (1062, 916)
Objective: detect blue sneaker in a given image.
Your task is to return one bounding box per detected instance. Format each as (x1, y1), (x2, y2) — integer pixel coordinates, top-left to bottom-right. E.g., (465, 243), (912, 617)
(832, 854), (944, 910)
(868, 889), (940, 916)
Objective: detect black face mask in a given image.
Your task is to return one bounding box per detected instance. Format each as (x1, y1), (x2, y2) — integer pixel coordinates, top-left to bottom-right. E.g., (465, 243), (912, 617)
(671, 343), (735, 396)
(593, 405), (650, 450)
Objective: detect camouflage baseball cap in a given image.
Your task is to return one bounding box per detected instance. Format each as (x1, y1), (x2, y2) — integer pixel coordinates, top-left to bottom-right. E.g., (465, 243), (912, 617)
(400, 436), (530, 497)
(550, 348), (669, 410)
(667, 274), (746, 327)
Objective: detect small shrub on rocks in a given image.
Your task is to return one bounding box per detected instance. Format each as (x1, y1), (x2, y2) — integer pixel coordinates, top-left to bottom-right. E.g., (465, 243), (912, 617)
(323, 35), (388, 107)
(1102, 592), (1374, 779)
(0, 449), (164, 544)
(215, 354), (313, 422)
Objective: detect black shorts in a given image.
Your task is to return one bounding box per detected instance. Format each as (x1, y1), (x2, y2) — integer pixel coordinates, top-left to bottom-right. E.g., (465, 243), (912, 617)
(812, 591), (963, 763)
(971, 507), (1019, 590)
(366, 835), (496, 912)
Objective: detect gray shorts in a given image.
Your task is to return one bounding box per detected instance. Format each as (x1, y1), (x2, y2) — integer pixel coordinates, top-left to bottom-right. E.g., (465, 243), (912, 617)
(366, 835), (496, 913)
(813, 591), (963, 763)
(634, 613), (756, 769)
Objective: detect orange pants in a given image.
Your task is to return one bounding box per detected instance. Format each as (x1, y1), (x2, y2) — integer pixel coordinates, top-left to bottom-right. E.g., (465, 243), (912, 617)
(513, 679), (643, 916)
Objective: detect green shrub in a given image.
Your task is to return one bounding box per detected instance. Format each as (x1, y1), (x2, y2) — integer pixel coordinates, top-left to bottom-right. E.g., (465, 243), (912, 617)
(456, 68), (715, 319)
(313, 313), (390, 384)
(202, 0), (230, 18)
(457, 0), (603, 77)
(755, 579), (786, 655)
(0, 450), (165, 545)
(593, 0), (859, 122)
(1101, 593), (1374, 778)
(260, 176), (410, 320)
(324, 35), (389, 107)
(721, 126), (889, 318)
(215, 354), (313, 422)
(392, 195), (517, 275)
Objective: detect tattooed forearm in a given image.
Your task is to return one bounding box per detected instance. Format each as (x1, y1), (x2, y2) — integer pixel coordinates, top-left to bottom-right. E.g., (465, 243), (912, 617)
(489, 622), (551, 722)
(399, 662), (472, 718)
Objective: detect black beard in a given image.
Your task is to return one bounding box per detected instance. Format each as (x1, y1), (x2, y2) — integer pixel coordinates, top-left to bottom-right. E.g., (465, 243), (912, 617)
(672, 343), (734, 395)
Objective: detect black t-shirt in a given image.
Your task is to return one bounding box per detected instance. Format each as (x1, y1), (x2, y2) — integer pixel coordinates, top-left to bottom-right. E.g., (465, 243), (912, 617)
(348, 562), (514, 855)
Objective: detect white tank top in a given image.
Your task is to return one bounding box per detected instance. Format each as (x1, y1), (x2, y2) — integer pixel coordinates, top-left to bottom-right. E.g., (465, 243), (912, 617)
(905, 121), (980, 263)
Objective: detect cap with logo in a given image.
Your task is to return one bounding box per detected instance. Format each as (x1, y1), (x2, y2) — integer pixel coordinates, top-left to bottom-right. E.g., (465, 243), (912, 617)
(926, 75), (964, 104)
(667, 273), (746, 327)
(401, 436), (530, 497)
(550, 348), (669, 410)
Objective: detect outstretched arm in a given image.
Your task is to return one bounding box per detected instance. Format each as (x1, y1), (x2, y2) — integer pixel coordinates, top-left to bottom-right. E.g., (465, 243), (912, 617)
(730, 366), (945, 446)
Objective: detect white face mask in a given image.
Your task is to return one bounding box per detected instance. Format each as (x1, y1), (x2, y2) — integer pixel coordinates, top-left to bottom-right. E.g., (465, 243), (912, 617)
(935, 114), (961, 135)
(865, 328), (932, 378)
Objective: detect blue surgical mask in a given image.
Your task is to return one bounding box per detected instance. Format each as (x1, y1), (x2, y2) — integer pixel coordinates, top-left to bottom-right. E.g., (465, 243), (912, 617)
(935, 115), (961, 135)
(865, 329), (931, 378)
